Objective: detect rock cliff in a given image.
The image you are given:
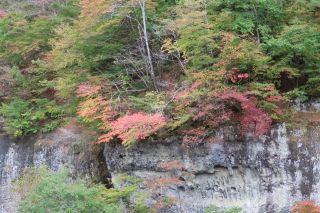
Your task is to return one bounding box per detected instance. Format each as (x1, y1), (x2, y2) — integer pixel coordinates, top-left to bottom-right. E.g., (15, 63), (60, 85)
(0, 122), (108, 212)
(104, 101), (320, 213)
(1, 102), (320, 213)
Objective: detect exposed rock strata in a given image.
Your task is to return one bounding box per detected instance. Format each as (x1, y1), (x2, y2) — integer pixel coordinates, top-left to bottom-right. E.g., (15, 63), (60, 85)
(104, 121), (320, 213)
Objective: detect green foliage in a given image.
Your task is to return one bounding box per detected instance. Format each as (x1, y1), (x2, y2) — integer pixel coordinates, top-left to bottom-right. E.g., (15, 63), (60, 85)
(164, 1), (223, 70)
(51, 0), (80, 20)
(306, 76), (320, 96)
(208, 0), (287, 41)
(154, 0), (178, 17)
(114, 174), (142, 185)
(16, 167), (130, 213)
(263, 26), (320, 74)
(127, 92), (165, 112)
(0, 1), (79, 137)
(0, 1), (79, 66)
(250, 82), (279, 98)
(284, 88), (308, 101)
(48, 2), (132, 99)
(0, 0), (79, 17)
(113, 174), (151, 213)
(225, 38), (270, 76)
(262, 26), (320, 95)
(165, 114), (191, 132)
(133, 192), (151, 213)
(0, 98), (63, 137)
(175, 27), (220, 69)
(1, 0), (319, 139)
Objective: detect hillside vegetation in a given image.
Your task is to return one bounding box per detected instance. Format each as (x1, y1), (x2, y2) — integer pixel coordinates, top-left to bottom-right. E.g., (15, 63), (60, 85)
(0, 0), (319, 146)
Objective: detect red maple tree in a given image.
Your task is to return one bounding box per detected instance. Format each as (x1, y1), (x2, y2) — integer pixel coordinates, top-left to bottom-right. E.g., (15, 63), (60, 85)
(98, 112), (166, 147)
(220, 91), (272, 137)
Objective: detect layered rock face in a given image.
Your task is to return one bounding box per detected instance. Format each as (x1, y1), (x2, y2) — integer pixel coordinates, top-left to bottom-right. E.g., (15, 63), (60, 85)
(0, 122), (108, 213)
(104, 107), (320, 213)
(1, 102), (320, 213)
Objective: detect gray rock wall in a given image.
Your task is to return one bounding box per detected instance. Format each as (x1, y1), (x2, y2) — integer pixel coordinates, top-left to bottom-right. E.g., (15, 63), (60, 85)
(0, 122), (108, 213)
(104, 123), (320, 213)
(1, 102), (320, 213)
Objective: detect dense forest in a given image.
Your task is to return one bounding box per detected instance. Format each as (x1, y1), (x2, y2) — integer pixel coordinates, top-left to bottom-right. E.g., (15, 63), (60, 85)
(0, 0), (319, 212)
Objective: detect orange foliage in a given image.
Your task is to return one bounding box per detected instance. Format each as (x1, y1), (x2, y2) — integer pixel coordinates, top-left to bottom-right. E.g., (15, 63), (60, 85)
(98, 112), (166, 146)
(76, 80), (167, 146)
(214, 32), (243, 79)
(78, 0), (115, 28)
(292, 201), (320, 213)
(76, 81), (116, 125)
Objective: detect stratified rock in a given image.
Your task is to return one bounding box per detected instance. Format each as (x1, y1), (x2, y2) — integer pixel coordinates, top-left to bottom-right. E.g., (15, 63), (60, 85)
(104, 113), (320, 213)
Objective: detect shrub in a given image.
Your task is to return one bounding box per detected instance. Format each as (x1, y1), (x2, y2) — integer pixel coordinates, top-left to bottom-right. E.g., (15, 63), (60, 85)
(16, 167), (133, 213)
(262, 26), (320, 94)
(0, 1), (79, 66)
(208, 0), (286, 41)
(220, 92), (272, 137)
(0, 98), (63, 137)
(291, 201), (320, 213)
(98, 112), (167, 147)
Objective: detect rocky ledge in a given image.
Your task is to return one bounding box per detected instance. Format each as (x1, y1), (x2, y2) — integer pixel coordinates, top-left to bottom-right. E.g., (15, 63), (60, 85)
(104, 106), (320, 213)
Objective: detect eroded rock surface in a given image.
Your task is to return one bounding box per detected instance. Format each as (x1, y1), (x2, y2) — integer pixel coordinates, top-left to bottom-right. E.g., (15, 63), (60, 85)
(1, 101), (320, 213)
(0, 122), (108, 213)
(104, 123), (320, 213)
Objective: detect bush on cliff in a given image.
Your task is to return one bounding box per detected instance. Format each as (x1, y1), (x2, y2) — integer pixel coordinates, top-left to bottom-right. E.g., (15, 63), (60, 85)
(16, 167), (135, 213)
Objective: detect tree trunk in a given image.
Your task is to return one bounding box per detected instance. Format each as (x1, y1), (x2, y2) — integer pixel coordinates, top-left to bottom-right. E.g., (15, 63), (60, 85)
(139, 1), (157, 89)
(252, 5), (260, 43)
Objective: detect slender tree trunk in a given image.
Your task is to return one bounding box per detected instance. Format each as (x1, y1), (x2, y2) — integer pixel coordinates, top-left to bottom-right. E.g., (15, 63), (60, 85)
(253, 5), (260, 43)
(139, 1), (157, 89)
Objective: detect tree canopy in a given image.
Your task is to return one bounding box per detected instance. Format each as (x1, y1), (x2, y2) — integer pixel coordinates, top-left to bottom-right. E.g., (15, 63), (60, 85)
(0, 0), (319, 143)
